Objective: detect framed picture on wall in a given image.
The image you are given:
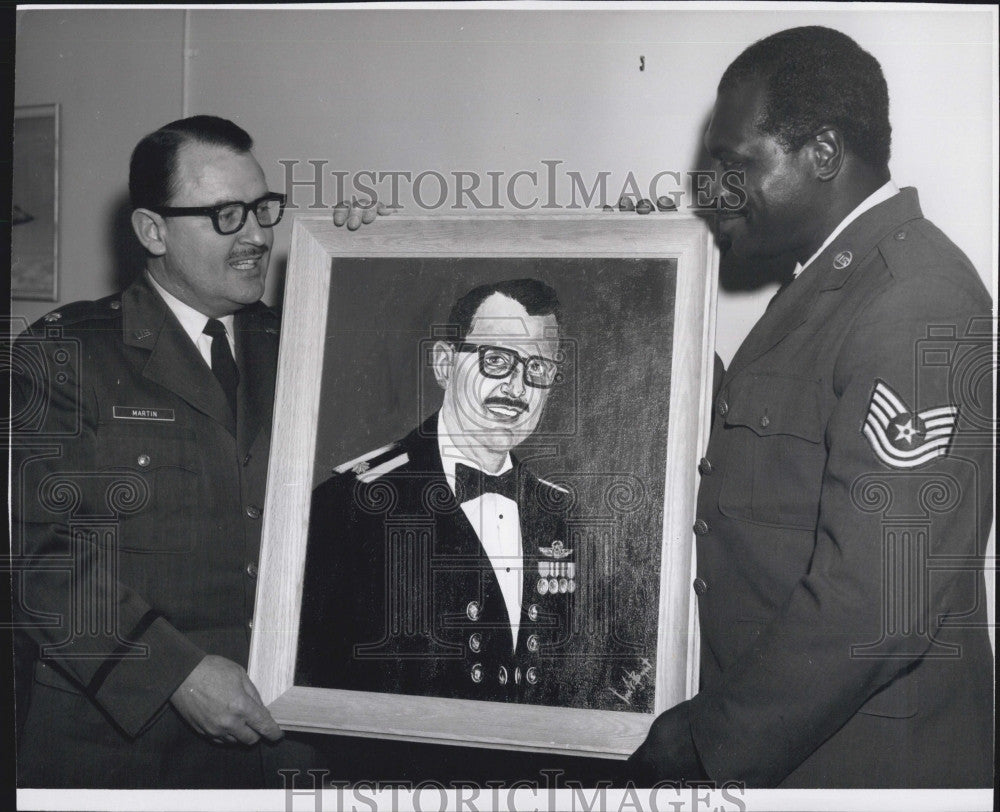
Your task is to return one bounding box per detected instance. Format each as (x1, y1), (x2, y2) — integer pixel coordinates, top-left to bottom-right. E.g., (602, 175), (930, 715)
(248, 213), (718, 758)
(12, 104), (59, 301)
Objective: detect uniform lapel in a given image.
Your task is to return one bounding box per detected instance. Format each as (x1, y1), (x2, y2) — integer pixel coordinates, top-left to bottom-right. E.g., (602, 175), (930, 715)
(724, 263), (823, 382)
(725, 188), (924, 384)
(121, 276), (234, 434)
(516, 465), (565, 623)
(411, 416), (511, 626)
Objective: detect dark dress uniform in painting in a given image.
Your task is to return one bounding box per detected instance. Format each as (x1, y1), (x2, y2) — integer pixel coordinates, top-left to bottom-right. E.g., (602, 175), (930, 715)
(298, 414), (577, 705)
(10, 276), (300, 787)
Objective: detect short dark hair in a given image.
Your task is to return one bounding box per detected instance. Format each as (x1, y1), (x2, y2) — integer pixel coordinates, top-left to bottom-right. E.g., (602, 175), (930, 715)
(128, 115), (254, 210)
(718, 26), (891, 169)
(447, 278), (561, 343)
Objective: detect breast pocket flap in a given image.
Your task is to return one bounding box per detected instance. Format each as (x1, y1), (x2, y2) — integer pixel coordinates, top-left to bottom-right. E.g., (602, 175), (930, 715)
(723, 373), (823, 444)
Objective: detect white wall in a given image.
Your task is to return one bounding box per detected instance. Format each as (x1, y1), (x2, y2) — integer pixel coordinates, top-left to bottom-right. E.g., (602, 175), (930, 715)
(14, 7), (995, 354)
(186, 7), (996, 364)
(12, 9), (185, 328)
(13, 6), (996, 638)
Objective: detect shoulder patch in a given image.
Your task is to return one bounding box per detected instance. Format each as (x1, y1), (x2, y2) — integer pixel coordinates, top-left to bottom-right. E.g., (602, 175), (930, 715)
(862, 378), (958, 469)
(356, 452), (410, 483)
(334, 442), (400, 474)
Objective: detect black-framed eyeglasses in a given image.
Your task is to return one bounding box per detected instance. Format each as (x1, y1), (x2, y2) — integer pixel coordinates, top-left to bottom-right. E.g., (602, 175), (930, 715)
(151, 192), (286, 235)
(454, 342), (561, 389)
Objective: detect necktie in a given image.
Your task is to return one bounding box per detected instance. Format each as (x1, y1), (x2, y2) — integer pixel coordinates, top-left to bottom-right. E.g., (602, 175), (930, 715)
(203, 318), (239, 418)
(455, 462), (517, 503)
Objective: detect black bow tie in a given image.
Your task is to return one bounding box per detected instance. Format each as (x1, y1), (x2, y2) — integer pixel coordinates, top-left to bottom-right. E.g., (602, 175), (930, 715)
(455, 462), (517, 503)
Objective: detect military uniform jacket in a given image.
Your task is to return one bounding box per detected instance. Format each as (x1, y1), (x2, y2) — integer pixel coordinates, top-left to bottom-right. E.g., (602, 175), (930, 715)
(11, 275), (284, 787)
(633, 189), (994, 787)
(298, 414), (577, 704)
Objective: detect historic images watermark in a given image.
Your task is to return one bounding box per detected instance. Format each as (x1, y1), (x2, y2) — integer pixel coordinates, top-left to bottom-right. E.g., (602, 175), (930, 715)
(279, 770), (748, 812)
(277, 161), (747, 213)
(6, 318), (150, 663)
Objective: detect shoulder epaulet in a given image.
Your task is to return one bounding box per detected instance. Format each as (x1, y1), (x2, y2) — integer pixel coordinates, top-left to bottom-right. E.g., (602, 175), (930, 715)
(333, 441), (409, 482)
(876, 220), (925, 264)
(537, 476), (570, 494)
(877, 219), (985, 298)
(33, 294), (123, 330)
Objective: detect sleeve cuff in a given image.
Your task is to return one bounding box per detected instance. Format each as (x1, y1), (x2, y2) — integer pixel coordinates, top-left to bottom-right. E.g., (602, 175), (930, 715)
(90, 616), (207, 737)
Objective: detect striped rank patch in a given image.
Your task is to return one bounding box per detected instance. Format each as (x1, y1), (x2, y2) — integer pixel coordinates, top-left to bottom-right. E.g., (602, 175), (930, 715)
(862, 379), (958, 469)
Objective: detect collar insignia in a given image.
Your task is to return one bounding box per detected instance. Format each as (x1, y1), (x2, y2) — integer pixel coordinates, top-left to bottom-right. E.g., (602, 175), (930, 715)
(832, 250), (853, 270)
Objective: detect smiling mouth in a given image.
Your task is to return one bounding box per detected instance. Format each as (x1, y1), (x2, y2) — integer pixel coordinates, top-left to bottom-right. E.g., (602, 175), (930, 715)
(484, 398), (528, 420)
(228, 250), (266, 271)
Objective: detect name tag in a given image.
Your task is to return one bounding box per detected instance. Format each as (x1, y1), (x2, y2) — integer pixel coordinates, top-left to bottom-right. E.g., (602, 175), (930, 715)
(113, 406), (176, 422)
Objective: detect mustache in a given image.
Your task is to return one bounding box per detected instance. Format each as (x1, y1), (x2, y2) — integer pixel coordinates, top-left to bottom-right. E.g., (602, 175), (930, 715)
(484, 396), (529, 413)
(229, 247), (268, 260)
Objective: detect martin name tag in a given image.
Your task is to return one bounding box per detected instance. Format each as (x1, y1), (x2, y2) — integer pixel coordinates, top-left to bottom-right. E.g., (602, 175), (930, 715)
(113, 406), (176, 422)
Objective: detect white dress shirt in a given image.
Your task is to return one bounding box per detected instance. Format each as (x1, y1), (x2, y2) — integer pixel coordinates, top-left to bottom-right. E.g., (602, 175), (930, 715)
(793, 180), (900, 278)
(146, 272), (235, 366)
(437, 415), (523, 652)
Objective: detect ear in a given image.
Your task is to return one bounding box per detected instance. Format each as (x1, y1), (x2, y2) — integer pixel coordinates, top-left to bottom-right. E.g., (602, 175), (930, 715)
(807, 128), (844, 182)
(130, 208), (168, 256)
(432, 340), (454, 391)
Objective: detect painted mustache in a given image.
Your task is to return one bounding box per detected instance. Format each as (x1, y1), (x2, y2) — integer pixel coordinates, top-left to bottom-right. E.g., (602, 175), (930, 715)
(484, 396), (529, 414)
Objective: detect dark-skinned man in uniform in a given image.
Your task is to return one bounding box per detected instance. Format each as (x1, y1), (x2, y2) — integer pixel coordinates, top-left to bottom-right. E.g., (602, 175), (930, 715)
(10, 115), (378, 788)
(628, 27), (993, 788)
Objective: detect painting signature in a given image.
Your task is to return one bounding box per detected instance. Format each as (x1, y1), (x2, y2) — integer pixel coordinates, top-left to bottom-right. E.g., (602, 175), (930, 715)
(608, 657), (653, 706)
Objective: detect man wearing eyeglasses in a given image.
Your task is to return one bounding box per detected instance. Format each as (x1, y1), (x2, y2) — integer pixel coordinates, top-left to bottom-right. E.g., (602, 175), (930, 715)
(298, 278), (577, 704)
(11, 115), (330, 787)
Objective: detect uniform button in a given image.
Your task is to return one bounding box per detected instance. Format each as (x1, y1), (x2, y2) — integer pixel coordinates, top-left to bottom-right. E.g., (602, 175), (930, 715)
(693, 577), (708, 595)
(246, 562), (258, 579)
(245, 505), (261, 520)
(527, 604), (540, 621)
(698, 457), (713, 475)
(514, 666), (522, 685)
(717, 399), (729, 417)
(470, 663), (483, 683)
(894, 231), (906, 241)
(109, 300), (121, 310)
(498, 666), (508, 685)
(137, 454), (151, 467)
(526, 634), (539, 652)
(247, 618), (254, 630)
(759, 415), (770, 428)
(468, 632), (482, 653)
(693, 519), (709, 535)
(525, 667), (539, 685)
(466, 601), (480, 621)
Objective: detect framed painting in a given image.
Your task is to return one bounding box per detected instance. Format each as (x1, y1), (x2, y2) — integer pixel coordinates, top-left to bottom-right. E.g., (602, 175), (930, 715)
(12, 104), (59, 301)
(249, 213), (718, 758)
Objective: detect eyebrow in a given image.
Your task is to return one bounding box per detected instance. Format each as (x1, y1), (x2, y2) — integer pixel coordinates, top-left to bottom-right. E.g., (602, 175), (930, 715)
(463, 342), (558, 364)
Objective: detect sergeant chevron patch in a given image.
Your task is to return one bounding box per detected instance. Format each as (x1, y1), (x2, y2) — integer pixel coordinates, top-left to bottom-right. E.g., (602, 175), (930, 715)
(862, 379), (958, 469)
